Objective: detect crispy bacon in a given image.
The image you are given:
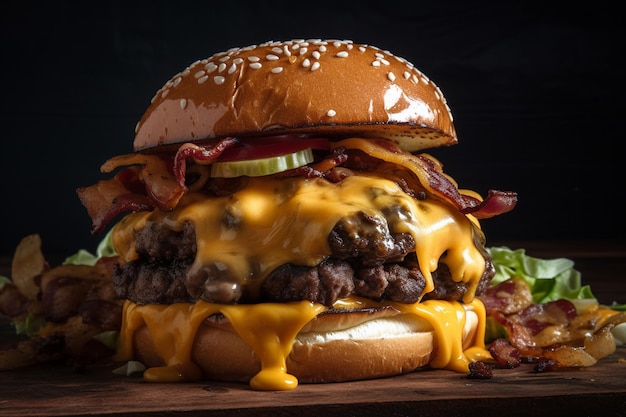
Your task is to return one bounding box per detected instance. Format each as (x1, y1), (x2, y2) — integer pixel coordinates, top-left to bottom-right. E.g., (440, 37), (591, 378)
(173, 137), (240, 187)
(480, 278), (533, 315)
(466, 189), (519, 219)
(78, 138), (239, 234)
(480, 277), (625, 367)
(414, 154), (517, 219)
(329, 139), (517, 219)
(518, 299), (578, 336)
(78, 137), (517, 234)
(467, 360), (494, 379)
(488, 338), (521, 368)
(486, 297), (580, 356)
(77, 168), (154, 235)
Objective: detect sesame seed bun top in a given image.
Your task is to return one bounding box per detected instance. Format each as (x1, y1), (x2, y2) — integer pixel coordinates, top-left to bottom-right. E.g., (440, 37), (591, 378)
(133, 39), (457, 153)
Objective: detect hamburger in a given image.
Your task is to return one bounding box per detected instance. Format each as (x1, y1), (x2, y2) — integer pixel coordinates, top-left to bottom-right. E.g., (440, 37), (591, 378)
(77, 39), (517, 390)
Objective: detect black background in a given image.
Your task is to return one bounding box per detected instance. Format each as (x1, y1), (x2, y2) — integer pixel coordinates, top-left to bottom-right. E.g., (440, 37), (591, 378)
(1, 0), (623, 259)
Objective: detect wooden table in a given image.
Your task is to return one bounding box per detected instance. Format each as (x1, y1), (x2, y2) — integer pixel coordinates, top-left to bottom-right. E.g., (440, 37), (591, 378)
(0, 349), (624, 417)
(1, 240), (625, 416)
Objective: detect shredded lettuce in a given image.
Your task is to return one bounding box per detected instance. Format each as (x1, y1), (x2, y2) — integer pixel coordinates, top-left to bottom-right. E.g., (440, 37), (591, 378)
(487, 246), (596, 304)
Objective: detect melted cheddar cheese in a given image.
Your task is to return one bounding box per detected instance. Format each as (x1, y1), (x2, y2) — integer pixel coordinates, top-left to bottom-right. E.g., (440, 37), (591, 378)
(115, 297), (490, 390)
(111, 137), (492, 390)
(113, 163), (486, 303)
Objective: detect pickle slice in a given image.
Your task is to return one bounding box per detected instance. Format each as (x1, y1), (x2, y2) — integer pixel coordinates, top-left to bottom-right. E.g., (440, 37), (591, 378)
(210, 148), (314, 178)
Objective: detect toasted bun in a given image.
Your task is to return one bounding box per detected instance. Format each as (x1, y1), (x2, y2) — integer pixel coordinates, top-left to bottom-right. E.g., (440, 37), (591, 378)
(132, 307), (479, 384)
(134, 39), (457, 153)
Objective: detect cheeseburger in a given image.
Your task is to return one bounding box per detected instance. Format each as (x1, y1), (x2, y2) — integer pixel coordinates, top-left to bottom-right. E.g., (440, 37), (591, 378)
(78, 39), (517, 390)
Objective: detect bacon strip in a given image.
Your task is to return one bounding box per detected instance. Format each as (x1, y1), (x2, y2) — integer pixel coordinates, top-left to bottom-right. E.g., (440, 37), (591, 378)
(79, 137), (516, 234)
(173, 137), (240, 187)
(77, 167), (153, 234)
(78, 138), (239, 234)
(414, 154), (517, 218)
(330, 139), (517, 218)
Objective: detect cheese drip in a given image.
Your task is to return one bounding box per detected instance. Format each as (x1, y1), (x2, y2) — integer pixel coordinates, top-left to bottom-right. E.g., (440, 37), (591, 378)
(113, 167), (486, 303)
(111, 136), (493, 389)
(115, 297), (490, 390)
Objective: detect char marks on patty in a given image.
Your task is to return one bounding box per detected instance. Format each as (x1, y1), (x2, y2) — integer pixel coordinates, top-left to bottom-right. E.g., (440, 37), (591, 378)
(113, 216), (494, 306)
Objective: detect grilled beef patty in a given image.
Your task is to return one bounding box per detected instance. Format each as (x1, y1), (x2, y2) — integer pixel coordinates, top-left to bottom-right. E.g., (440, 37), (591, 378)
(113, 216), (494, 306)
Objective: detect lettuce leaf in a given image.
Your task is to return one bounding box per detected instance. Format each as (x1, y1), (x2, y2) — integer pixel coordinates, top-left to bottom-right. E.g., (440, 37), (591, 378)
(487, 246), (596, 304)
(63, 229), (117, 266)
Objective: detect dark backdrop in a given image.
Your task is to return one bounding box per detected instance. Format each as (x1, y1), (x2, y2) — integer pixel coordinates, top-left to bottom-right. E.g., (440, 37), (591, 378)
(1, 0), (623, 259)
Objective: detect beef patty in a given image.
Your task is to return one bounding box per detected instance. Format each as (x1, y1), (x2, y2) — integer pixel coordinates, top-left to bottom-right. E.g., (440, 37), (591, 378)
(113, 214), (494, 306)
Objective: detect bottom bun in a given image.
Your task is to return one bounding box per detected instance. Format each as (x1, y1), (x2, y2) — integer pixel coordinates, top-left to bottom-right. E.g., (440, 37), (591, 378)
(133, 306), (479, 384)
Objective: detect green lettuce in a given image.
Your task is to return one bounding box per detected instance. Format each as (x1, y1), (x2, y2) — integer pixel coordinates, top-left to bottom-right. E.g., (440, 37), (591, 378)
(63, 229), (117, 266)
(487, 246), (595, 304)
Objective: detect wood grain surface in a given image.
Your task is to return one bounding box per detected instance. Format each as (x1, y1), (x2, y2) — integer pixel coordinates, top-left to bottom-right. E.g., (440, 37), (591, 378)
(0, 347), (625, 417)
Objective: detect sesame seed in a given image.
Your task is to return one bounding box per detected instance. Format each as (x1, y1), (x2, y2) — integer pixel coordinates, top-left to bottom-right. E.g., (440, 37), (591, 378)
(387, 72), (396, 82)
(378, 58), (390, 65)
(411, 74), (419, 84)
(336, 51), (349, 58)
(219, 55), (230, 62)
(271, 47), (283, 54)
(205, 62), (218, 73)
(302, 58), (311, 68)
(312, 50), (320, 59)
(283, 45), (291, 56)
(327, 109), (336, 117)
(228, 63), (237, 74)
(248, 56), (260, 62)
(249, 62), (262, 69)
(311, 61), (320, 71)
(180, 99), (187, 110)
(333, 41), (342, 47)
(197, 75), (209, 84)
(218, 63), (227, 72)
(214, 76), (225, 85)
(271, 66), (283, 73)
(233, 58), (244, 65)
(403, 71), (410, 80)
(319, 45), (327, 52)
(266, 54), (279, 61)
(172, 76), (182, 87)
(161, 89), (169, 98)
(359, 46), (366, 52)
(194, 70), (206, 79)
(371, 61), (381, 67)
(299, 47), (308, 55)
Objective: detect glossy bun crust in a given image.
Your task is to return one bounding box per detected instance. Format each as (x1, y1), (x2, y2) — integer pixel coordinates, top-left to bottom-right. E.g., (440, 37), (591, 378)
(132, 308), (479, 384)
(134, 39), (457, 153)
